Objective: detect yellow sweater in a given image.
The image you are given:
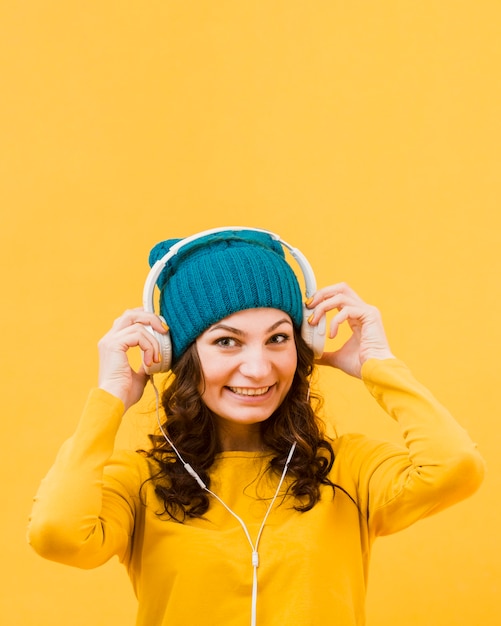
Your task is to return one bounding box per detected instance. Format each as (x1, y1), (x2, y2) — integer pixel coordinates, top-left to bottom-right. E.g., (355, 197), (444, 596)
(28, 360), (484, 625)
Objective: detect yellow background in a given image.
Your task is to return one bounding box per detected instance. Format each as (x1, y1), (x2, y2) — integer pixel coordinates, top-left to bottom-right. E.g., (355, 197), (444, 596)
(1, 2), (499, 624)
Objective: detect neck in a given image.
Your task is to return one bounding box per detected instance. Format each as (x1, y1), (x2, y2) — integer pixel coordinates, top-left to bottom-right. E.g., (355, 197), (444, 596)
(216, 421), (265, 452)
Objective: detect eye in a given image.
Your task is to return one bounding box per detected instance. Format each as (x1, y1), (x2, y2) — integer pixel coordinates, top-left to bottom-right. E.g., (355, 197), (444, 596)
(268, 333), (291, 345)
(214, 336), (239, 348)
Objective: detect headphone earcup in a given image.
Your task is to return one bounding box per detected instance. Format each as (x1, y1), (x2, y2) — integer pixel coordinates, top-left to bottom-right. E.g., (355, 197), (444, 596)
(301, 304), (326, 358)
(143, 327), (173, 374)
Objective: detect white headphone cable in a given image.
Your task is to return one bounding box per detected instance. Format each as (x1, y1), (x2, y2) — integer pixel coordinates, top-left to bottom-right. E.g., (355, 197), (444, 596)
(150, 375), (296, 626)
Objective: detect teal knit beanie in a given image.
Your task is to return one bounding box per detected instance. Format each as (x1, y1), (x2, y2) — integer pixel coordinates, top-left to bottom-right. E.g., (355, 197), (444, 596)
(148, 230), (303, 363)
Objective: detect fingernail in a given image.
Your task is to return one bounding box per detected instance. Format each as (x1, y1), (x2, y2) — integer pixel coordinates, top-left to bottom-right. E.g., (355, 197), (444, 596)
(305, 297), (314, 307)
(307, 313), (315, 325)
(159, 315), (169, 332)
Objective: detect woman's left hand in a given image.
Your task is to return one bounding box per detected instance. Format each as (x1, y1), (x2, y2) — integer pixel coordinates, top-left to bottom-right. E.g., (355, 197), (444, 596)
(306, 283), (395, 378)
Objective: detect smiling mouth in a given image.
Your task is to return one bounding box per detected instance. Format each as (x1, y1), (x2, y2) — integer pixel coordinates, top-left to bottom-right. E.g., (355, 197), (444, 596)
(227, 386), (272, 397)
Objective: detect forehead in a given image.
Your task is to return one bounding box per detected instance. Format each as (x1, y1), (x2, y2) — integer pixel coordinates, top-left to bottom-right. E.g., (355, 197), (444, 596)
(206, 308), (293, 332)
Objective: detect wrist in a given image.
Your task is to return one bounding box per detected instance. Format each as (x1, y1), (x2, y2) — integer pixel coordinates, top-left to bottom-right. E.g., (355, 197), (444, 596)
(360, 348), (396, 364)
(98, 382), (129, 408)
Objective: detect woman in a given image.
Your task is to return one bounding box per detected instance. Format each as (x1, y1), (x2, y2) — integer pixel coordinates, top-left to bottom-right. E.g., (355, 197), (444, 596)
(28, 228), (484, 626)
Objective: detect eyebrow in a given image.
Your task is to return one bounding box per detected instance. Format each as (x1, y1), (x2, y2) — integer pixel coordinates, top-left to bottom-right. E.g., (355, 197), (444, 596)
(208, 318), (293, 336)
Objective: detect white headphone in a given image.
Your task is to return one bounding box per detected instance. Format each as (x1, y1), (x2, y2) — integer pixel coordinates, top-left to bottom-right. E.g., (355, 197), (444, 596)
(143, 226), (326, 373)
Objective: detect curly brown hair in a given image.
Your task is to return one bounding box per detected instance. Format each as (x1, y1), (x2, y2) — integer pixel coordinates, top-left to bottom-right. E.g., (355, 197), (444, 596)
(142, 328), (342, 522)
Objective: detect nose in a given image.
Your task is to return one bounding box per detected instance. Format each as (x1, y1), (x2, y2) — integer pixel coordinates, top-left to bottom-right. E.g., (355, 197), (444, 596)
(238, 346), (272, 380)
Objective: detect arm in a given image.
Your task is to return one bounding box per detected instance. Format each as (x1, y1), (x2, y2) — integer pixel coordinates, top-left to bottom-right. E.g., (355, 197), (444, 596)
(28, 389), (133, 567)
(307, 284), (485, 534)
(27, 308), (168, 567)
(360, 358), (484, 535)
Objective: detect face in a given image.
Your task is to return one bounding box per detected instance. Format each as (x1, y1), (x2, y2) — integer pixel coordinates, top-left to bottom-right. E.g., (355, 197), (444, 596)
(195, 308), (297, 447)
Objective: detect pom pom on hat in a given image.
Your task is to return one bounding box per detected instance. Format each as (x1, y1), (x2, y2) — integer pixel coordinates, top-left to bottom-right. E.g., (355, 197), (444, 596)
(148, 229), (303, 363)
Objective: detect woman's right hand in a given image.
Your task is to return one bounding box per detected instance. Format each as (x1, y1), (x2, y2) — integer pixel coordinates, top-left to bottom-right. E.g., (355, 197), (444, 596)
(97, 308), (168, 411)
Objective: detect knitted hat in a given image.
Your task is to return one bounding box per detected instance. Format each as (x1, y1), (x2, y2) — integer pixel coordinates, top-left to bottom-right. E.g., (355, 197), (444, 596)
(148, 229), (303, 362)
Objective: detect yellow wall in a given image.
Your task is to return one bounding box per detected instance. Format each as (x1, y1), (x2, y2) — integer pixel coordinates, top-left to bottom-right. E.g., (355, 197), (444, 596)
(1, 2), (499, 624)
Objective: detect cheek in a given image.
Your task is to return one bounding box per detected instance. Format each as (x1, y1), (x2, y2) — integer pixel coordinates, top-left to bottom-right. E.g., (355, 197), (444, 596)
(198, 355), (228, 393)
(280, 351), (298, 384)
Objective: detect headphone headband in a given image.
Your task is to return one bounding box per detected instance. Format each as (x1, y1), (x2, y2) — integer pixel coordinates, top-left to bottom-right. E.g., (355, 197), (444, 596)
(143, 226), (317, 311)
(142, 226), (325, 373)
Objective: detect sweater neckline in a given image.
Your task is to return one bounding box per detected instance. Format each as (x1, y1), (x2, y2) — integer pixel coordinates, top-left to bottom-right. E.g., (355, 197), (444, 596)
(214, 450), (274, 460)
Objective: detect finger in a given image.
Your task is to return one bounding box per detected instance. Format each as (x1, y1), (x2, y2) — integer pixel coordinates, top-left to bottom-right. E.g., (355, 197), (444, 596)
(307, 290), (362, 326)
(328, 306), (365, 338)
(123, 326), (163, 365)
(111, 308), (169, 334)
(100, 324), (162, 366)
(132, 364), (150, 386)
(110, 308), (145, 330)
(306, 283), (362, 308)
(313, 352), (334, 367)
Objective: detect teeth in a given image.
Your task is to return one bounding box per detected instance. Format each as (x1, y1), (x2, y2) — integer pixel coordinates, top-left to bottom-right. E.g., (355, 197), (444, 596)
(228, 386), (270, 396)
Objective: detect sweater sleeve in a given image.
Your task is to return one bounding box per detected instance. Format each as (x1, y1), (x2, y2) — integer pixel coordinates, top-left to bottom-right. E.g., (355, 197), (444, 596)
(351, 359), (485, 537)
(27, 389), (143, 569)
